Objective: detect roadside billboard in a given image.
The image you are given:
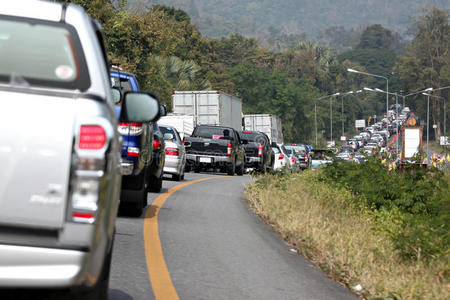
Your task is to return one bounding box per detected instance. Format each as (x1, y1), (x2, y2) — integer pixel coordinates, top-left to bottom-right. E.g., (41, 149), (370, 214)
(401, 126), (423, 160)
(355, 119), (365, 128)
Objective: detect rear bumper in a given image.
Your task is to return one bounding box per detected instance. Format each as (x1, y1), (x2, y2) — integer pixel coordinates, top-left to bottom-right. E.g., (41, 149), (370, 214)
(121, 161), (134, 175)
(164, 156), (183, 175)
(0, 244), (86, 288)
(186, 154), (232, 164)
(244, 156), (262, 167)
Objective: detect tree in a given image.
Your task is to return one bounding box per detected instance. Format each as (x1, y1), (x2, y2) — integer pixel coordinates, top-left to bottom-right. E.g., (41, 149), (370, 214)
(395, 7), (450, 140)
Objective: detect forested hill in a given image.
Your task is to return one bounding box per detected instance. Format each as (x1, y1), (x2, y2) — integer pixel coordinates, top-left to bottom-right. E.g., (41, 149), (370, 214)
(130, 0), (448, 41)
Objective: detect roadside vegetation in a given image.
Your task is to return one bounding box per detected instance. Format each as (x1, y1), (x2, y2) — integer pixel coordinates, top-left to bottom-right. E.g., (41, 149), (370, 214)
(246, 161), (449, 299)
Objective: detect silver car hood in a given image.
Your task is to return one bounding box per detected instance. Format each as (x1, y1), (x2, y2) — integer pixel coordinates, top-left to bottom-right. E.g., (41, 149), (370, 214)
(0, 90), (75, 229)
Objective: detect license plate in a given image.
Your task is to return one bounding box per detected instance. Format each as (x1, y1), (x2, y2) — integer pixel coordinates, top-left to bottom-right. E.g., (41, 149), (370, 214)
(199, 157), (212, 163)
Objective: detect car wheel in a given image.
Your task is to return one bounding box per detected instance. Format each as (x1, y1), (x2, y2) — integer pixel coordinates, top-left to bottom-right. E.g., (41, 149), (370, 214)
(172, 173), (182, 181)
(227, 161), (235, 176)
(149, 174), (162, 193)
(258, 163), (267, 173)
(236, 161), (244, 176)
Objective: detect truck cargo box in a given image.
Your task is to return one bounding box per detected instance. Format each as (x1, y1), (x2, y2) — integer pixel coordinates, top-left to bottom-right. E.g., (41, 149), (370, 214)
(172, 90), (242, 131)
(243, 114), (284, 144)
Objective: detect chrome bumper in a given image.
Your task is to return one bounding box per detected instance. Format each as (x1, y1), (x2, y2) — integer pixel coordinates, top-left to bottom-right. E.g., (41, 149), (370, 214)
(0, 244), (86, 287)
(186, 154), (232, 164)
(121, 161), (134, 175)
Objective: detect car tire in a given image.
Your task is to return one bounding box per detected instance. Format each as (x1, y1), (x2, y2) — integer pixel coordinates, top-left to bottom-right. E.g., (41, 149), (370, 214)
(172, 173), (182, 181)
(236, 161), (244, 176)
(258, 162), (267, 173)
(149, 174), (162, 193)
(227, 161), (235, 176)
(119, 186), (145, 217)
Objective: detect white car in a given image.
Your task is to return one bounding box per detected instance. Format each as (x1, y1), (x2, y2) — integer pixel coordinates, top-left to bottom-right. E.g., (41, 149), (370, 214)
(271, 145), (289, 170)
(159, 125), (186, 181)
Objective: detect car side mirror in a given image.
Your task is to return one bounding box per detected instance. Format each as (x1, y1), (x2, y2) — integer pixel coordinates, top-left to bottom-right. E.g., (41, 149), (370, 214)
(271, 142), (277, 147)
(120, 92), (161, 123)
(111, 87), (122, 104)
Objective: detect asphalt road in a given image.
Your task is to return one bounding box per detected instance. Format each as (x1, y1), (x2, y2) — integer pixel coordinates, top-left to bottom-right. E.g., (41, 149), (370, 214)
(109, 172), (358, 300)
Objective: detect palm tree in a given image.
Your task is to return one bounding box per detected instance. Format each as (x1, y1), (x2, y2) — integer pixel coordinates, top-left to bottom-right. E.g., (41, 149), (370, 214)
(153, 55), (212, 90)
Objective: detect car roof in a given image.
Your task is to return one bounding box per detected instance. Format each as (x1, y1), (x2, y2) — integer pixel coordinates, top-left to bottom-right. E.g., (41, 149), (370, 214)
(1, 1), (63, 22)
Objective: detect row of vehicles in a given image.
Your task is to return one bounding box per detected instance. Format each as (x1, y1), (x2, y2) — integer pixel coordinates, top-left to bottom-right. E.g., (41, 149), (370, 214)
(336, 104), (414, 161)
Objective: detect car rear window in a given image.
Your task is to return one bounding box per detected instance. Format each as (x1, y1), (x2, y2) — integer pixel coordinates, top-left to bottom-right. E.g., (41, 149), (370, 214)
(0, 16), (90, 91)
(239, 131), (267, 144)
(159, 125), (180, 141)
(194, 126), (233, 139)
(111, 76), (133, 92)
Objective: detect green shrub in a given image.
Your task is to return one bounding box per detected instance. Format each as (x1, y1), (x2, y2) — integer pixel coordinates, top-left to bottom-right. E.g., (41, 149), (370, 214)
(319, 158), (450, 262)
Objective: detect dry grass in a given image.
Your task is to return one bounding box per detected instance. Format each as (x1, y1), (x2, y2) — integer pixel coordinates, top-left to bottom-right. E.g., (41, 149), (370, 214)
(246, 171), (450, 299)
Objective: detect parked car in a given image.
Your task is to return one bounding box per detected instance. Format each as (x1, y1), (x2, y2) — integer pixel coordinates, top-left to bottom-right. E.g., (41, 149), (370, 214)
(184, 125), (246, 175)
(336, 152), (353, 161)
(238, 130), (272, 172)
(148, 122), (166, 191)
(311, 149), (334, 169)
(159, 124), (186, 181)
(0, 1), (161, 298)
(283, 146), (301, 172)
(271, 143), (290, 170)
(111, 68), (164, 215)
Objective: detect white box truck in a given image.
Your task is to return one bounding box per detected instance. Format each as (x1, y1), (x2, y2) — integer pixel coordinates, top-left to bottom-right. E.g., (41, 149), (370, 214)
(243, 114), (284, 144)
(172, 90), (243, 131)
(158, 114), (195, 139)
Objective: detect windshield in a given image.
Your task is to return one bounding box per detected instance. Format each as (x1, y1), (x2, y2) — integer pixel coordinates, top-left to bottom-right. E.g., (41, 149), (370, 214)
(0, 16), (90, 91)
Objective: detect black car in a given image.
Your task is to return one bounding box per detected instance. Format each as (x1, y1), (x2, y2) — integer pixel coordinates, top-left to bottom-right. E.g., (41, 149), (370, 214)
(148, 122), (166, 192)
(238, 130), (272, 172)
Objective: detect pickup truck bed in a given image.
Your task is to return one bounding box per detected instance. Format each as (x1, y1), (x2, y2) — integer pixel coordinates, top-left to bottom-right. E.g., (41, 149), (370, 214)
(184, 125), (245, 175)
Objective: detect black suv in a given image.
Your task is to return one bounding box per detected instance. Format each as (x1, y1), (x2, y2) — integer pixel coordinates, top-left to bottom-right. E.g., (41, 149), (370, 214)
(238, 130), (272, 172)
(148, 122), (166, 192)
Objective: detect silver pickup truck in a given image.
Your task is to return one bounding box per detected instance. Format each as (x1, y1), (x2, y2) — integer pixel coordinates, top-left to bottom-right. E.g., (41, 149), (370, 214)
(0, 1), (161, 299)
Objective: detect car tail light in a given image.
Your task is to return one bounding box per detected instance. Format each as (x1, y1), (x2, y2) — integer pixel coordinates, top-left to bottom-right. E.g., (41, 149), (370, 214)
(70, 124), (110, 224)
(78, 125), (106, 150)
(258, 144), (263, 156)
(304, 153), (308, 159)
(279, 153), (284, 160)
(227, 143), (232, 155)
(118, 122), (142, 135)
(166, 147), (179, 156)
(291, 157), (295, 163)
(153, 139), (162, 151)
(127, 146), (140, 157)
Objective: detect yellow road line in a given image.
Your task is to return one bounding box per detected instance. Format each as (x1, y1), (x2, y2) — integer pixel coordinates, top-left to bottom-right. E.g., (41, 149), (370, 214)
(143, 176), (220, 300)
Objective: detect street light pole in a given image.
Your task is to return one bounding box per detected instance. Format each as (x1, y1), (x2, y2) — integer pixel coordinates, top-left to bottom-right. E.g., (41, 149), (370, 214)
(426, 93), (430, 163)
(330, 97), (333, 142)
(318, 92), (340, 147)
(348, 68), (389, 116)
(341, 95), (344, 138)
(315, 102), (318, 147)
